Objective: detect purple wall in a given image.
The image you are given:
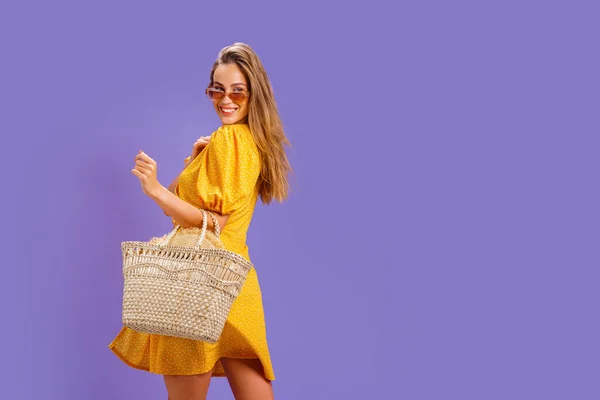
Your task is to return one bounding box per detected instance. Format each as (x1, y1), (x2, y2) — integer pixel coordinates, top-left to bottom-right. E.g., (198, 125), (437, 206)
(1, 1), (598, 399)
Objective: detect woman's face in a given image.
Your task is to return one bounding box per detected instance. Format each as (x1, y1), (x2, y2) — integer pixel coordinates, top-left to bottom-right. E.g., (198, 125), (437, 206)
(210, 63), (250, 125)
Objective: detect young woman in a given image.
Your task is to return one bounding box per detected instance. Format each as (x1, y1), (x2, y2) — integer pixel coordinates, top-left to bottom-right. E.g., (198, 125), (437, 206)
(109, 42), (292, 400)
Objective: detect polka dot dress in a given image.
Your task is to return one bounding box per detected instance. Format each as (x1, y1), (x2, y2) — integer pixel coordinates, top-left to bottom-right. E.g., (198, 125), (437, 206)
(109, 123), (275, 380)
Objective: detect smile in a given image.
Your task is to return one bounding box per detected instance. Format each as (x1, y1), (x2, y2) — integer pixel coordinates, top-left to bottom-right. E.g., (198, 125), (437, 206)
(220, 107), (238, 116)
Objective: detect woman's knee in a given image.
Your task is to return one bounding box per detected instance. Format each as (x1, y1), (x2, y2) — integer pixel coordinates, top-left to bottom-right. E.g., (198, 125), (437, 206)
(221, 358), (273, 400)
(163, 371), (213, 400)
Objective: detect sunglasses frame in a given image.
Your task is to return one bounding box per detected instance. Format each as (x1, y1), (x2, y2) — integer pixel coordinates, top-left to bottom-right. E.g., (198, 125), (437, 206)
(205, 87), (251, 103)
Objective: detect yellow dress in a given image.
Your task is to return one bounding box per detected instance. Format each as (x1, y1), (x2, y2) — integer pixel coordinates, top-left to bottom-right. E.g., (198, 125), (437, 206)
(109, 123), (275, 380)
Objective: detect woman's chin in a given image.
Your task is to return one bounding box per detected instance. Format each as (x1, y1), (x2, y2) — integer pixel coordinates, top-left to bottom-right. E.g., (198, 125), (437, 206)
(220, 116), (247, 125)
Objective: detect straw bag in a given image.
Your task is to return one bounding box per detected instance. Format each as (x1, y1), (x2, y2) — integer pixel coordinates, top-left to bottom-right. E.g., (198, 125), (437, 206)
(120, 209), (253, 343)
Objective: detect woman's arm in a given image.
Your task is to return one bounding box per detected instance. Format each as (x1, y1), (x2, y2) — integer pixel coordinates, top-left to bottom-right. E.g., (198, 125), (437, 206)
(153, 185), (230, 232)
(166, 174), (181, 194)
(166, 161), (189, 194)
(163, 158), (192, 215)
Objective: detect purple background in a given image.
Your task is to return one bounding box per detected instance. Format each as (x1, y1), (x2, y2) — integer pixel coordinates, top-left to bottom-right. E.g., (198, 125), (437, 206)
(1, 1), (598, 399)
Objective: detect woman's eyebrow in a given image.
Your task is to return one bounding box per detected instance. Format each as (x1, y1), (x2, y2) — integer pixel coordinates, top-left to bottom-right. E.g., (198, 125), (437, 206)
(214, 81), (247, 87)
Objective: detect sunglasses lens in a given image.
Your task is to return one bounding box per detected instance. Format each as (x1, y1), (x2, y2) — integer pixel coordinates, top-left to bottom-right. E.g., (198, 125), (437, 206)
(207, 89), (248, 102)
(207, 90), (223, 100)
(229, 93), (246, 102)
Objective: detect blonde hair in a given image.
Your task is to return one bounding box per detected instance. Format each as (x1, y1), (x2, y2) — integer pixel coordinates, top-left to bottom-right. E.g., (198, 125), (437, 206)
(208, 42), (292, 204)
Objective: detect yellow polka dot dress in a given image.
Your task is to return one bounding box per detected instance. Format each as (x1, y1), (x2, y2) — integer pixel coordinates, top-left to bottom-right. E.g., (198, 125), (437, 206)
(109, 123), (275, 380)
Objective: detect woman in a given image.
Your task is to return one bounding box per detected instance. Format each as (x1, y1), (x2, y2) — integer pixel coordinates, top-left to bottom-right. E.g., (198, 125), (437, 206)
(109, 42), (292, 400)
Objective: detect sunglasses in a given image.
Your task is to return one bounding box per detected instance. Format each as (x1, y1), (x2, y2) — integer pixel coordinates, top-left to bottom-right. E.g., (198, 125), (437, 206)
(205, 87), (250, 102)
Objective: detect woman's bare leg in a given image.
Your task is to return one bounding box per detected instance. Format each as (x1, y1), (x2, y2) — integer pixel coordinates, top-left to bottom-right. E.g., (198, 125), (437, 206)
(221, 358), (274, 400)
(163, 370), (213, 400)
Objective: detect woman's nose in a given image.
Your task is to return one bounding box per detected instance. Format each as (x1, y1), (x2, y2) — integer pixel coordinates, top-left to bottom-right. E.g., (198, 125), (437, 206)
(220, 95), (233, 105)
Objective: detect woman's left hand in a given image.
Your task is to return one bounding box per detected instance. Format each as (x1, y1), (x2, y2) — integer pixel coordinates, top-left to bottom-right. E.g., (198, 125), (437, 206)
(131, 150), (162, 198)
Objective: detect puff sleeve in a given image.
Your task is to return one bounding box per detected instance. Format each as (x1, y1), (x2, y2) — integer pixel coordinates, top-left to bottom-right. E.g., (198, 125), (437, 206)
(195, 125), (261, 215)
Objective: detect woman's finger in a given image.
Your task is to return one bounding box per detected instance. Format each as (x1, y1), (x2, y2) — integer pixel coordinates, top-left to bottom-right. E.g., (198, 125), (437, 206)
(134, 166), (151, 178)
(135, 158), (152, 165)
(134, 155), (152, 165)
(137, 152), (156, 164)
(135, 160), (153, 170)
(135, 163), (152, 174)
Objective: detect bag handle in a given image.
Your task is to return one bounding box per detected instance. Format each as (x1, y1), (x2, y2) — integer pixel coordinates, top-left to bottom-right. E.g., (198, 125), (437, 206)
(206, 210), (220, 238)
(158, 209), (220, 250)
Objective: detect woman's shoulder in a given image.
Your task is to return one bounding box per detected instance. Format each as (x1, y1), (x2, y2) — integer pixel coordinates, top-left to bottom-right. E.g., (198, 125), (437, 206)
(211, 123), (257, 152)
(212, 123), (252, 140)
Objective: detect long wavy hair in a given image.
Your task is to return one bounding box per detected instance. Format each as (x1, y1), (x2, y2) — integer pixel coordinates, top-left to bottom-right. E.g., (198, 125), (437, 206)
(208, 42), (292, 204)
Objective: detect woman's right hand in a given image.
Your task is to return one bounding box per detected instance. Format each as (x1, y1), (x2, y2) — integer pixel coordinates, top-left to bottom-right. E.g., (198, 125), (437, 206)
(189, 135), (212, 162)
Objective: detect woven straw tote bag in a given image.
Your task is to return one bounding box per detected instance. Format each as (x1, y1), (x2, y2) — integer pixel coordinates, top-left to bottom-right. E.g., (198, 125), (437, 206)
(120, 209), (253, 343)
